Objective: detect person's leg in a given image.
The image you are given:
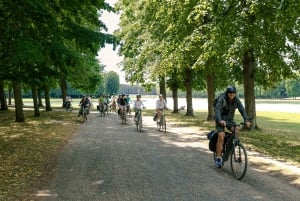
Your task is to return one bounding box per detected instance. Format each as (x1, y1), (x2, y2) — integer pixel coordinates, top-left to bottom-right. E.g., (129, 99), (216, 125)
(215, 123), (225, 168)
(216, 132), (225, 157)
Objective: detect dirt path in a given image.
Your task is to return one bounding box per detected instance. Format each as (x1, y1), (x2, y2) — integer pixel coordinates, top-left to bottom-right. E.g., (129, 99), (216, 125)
(28, 112), (300, 201)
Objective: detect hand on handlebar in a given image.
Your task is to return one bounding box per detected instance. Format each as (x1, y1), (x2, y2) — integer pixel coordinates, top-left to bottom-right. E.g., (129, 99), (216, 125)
(219, 120), (226, 127)
(245, 121), (251, 128)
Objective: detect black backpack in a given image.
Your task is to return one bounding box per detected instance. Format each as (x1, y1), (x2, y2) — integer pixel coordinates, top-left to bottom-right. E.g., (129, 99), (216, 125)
(213, 93), (226, 108)
(207, 130), (218, 152)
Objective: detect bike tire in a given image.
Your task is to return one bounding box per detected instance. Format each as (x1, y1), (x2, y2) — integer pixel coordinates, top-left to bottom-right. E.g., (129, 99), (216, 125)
(122, 111), (126, 124)
(137, 116), (142, 132)
(230, 142), (247, 180)
(162, 115), (166, 133)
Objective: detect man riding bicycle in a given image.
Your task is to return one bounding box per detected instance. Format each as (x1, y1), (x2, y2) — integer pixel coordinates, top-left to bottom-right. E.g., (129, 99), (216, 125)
(214, 86), (250, 168)
(154, 94), (167, 122)
(78, 95), (90, 118)
(118, 94), (128, 116)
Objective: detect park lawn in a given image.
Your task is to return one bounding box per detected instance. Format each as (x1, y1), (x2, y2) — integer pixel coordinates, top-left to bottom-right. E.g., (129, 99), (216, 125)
(0, 110), (80, 200)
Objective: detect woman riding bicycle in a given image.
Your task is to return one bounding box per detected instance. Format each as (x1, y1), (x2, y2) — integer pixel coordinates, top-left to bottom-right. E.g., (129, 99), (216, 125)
(133, 94), (144, 122)
(154, 94), (167, 122)
(214, 86), (250, 168)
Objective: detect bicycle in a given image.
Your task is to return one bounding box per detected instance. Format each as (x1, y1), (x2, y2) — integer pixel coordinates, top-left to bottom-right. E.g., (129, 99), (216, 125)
(99, 103), (105, 117)
(63, 101), (73, 111)
(121, 106), (127, 124)
(135, 109), (142, 132)
(212, 122), (248, 180)
(156, 110), (166, 133)
(79, 104), (88, 123)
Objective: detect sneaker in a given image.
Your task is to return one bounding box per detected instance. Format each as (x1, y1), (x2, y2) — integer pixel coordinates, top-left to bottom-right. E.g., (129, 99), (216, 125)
(215, 157), (222, 168)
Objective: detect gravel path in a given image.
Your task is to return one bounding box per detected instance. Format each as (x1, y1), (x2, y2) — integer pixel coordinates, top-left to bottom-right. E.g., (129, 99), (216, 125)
(30, 112), (300, 201)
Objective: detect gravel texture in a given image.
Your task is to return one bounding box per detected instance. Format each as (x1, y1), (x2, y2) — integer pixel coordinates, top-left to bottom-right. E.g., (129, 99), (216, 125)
(29, 112), (300, 201)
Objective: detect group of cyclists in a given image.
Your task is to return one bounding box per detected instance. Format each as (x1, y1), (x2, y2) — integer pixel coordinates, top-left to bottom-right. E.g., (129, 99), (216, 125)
(68, 85), (252, 171)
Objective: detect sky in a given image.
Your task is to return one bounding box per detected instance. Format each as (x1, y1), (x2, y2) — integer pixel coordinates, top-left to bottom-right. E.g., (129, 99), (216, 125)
(98, 0), (126, 84)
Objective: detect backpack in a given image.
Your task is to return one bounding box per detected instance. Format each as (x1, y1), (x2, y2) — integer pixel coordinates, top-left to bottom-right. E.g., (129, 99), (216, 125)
(213, 93), (226, 108)
(207, 130), (218, 152)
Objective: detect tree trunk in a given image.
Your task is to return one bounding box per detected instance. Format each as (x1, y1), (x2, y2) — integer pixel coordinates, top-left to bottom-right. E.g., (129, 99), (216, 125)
(8, 84), (12, 105)
(184, 67), (193, 116)
(171, 87), (179, 113)
(159, 75), (167, 101)
(206, 73), (215, 121)
(243, 49), (257, 129)
(12, 81), (25, 122)
(38, 87), (44, 107)
(45, 85), (52, 111)
(32, 85), (40, 117)
(0, 80), (8, 110)
(60, 76), (67, 107)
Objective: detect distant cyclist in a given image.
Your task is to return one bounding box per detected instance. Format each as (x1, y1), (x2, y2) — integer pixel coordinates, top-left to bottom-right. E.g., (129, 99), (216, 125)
(118, 94), (128, 116)
(78, 96), (90, 118)
(214, 86), (251, 168)
(133, 94), (144, 121)
(154, 94), (167, 122)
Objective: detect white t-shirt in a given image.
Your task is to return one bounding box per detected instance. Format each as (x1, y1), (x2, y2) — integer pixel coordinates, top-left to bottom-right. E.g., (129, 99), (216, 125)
(156, 99), (166, 110)
(134, 100), (144, 109)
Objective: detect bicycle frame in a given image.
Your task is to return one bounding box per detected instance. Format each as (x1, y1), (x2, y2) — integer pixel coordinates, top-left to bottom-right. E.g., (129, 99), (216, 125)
(121, 106), (127, 124)
(80, 105), (88, 123)
(157, 110), (166, 133)
(214, 123), (248, 180)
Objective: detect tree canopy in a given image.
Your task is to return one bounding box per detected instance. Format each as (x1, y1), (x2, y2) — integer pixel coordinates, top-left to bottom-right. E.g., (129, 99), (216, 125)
(116, 0), (300, 125)
(0, 0), (116, 121)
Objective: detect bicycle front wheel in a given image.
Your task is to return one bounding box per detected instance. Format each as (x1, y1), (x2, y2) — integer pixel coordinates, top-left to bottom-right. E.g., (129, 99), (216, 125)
(137, 116), (142, 132)
(230, 142), (247, 180)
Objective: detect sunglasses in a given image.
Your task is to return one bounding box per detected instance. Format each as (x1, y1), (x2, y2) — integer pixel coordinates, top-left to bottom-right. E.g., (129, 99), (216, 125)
(228, 91), (236, 94)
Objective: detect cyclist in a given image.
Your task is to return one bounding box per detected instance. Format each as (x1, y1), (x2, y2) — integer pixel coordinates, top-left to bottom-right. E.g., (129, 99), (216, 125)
(64, 95), (72, 110)
(126, 94), (131, 114)
(133, 94), (144, 122)
(103, 94), (109, 113)
(98, 94), (105, 113)
(118, 94), (128, 116)
(111, 94), (117, 112)
(154, 94), (167, 122)
(214, 86), (251, 168)
(78, 95), (90, 118)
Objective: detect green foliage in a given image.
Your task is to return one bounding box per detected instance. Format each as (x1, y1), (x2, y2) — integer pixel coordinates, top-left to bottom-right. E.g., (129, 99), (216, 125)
(104, 71), (120, 95)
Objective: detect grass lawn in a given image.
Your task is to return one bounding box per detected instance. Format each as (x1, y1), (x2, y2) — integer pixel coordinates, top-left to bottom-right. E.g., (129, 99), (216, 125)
(0, 109), (81, 200)
(1, 103), (300, 199)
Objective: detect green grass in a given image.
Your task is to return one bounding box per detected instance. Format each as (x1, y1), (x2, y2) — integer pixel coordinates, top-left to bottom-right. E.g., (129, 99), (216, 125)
(0, 110), (80, 200)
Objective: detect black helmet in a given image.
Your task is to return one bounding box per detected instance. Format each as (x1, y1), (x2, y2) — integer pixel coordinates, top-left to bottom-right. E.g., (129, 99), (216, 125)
(226, 86), (236, 93)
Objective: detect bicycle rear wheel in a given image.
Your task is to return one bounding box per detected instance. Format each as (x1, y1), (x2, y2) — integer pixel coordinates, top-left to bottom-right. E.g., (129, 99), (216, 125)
(230, 142), (247, 180)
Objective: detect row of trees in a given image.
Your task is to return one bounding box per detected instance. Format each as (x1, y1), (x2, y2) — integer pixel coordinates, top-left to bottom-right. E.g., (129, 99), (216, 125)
(0, 0), (117, 121)
(116, 0), (300, 128)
